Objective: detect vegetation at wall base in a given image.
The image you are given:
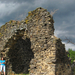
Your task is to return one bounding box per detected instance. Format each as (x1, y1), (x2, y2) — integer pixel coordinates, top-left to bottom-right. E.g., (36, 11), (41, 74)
(67, 48), (75, 75)
(13, 73), (29, 75)
(67, 48), (75, 64)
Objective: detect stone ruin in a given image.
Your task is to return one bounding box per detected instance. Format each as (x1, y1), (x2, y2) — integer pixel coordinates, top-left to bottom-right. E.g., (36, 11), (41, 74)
(0, 7), (72, 75)
(71, 60), (75, 75)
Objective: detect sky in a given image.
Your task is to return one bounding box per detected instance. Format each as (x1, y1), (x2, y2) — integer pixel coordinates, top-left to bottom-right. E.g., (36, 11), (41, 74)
(0, 0), (75, 51)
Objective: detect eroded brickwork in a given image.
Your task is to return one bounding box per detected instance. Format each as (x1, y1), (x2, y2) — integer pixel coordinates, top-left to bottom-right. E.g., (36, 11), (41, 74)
(0, 7), (71, 75)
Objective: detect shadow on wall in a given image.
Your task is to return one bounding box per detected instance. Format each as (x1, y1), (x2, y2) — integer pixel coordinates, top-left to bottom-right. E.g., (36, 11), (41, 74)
(7, 37), (34, 74)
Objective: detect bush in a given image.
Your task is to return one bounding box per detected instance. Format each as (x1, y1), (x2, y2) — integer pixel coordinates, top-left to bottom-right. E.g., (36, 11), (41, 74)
(67, 48), (75, 64)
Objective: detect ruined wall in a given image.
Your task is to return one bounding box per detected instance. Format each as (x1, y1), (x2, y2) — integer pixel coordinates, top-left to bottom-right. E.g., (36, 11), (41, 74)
(55, 39), (72, 75)
(0, 7), (71, 75)
(71, 60), (75, 75)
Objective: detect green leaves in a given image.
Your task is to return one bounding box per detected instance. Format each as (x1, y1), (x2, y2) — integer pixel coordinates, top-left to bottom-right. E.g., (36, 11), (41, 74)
(68, 48), (75, 64)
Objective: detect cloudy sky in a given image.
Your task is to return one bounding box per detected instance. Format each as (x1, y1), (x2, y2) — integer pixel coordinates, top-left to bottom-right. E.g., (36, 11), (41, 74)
(0, 0), (75, 51)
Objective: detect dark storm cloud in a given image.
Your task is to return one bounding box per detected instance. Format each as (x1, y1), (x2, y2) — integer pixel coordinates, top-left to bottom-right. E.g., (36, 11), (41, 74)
(0, 0), (75, 50)
(0, 0), (35, 3)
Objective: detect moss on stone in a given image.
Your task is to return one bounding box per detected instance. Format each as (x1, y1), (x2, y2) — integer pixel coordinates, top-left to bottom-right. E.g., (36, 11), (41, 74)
(25, 20), (29, 24)
(9, 20), (12, 24)
(28, 11), (33, 17)
(1, 25), (6, 28)
(0, 33), (3, 36)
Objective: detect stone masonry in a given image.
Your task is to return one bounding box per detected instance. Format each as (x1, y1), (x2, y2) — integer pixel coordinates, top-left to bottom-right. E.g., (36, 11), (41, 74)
(0, 7), (71, 75)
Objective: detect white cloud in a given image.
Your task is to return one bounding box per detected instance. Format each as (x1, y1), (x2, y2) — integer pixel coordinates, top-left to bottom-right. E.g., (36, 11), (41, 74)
(54, 30), (69, 38)
(54, 30), (75, 51)
(62, 42), (75, 51)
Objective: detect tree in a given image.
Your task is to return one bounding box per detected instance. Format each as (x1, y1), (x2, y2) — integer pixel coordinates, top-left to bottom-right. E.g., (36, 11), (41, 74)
(68, 48), (75, 64)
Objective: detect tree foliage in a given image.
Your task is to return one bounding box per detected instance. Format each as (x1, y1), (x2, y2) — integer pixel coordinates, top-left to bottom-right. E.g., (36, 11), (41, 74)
(68, 48), (75, 64)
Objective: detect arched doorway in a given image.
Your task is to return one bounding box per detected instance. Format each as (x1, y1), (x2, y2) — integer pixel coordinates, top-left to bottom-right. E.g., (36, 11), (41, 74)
(1, 29), (34, 75)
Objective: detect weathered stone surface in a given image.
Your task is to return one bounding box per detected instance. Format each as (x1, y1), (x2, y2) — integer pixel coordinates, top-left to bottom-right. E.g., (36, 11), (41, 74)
(0, 7), (71, 75)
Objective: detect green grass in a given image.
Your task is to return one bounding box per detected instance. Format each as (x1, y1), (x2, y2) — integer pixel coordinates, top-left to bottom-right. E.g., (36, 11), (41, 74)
(22, 74), (29, 75)
(15, 73), (29, 75)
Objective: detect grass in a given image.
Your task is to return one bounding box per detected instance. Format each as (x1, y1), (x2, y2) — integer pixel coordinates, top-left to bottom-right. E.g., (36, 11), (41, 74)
(15, 73), (29, 75)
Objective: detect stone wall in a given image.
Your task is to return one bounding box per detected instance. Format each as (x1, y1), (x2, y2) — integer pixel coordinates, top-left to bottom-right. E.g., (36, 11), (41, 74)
(0, 7), (71, 75)
(71, 60), (75, 75)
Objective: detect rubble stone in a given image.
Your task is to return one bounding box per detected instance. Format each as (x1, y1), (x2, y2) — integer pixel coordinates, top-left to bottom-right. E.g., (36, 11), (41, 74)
(0, 7), (71, 75)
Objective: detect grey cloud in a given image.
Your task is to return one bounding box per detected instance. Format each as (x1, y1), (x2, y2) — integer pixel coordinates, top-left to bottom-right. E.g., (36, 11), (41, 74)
(0, 0), (75, 50)
(54, 29), (75, 44)
(0, 0), (35, 3)
(62, 41), (75, 50)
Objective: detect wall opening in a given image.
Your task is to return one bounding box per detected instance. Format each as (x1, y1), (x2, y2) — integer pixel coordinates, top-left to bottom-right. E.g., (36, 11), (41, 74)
(8, 37), (34, 74)
(1, 29), (34, 75)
